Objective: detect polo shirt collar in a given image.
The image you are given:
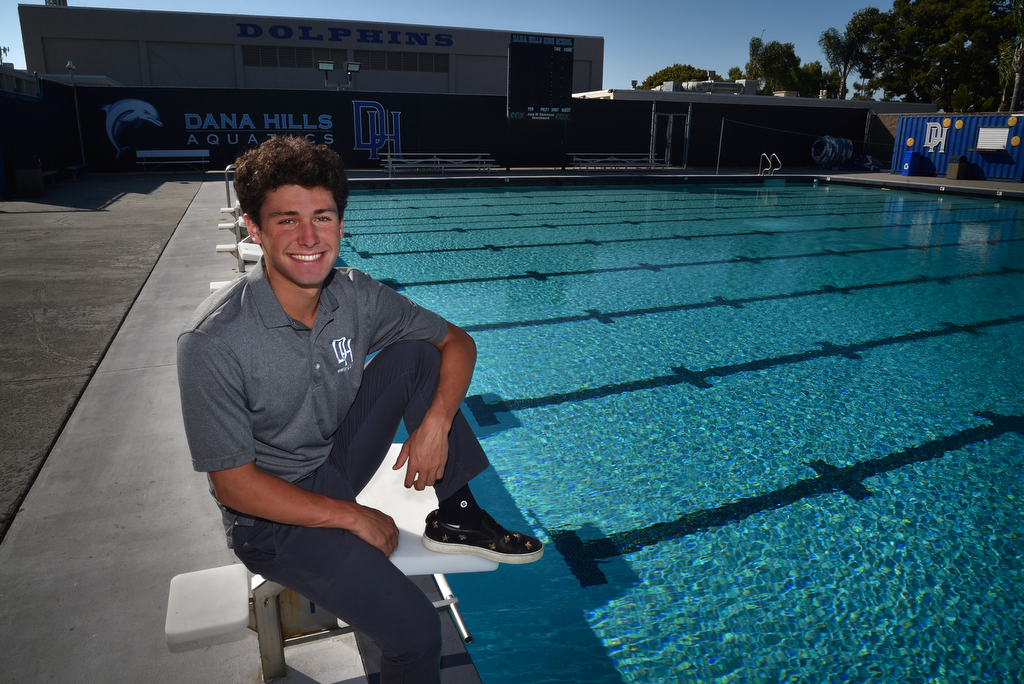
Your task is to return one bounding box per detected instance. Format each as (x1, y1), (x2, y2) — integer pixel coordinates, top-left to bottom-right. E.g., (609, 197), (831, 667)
(249, 260), (340, 330)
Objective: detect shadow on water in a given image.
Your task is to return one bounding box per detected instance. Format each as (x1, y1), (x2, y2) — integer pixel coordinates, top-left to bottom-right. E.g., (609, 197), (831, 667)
(449, 467), (634, 684)
(550, 412), (1024, 587)
(447, 411), (1024, 684)
(441, 402), (634, 684)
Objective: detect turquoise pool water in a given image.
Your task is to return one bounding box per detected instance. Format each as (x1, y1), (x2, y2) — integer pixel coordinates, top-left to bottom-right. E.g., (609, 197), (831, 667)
(343, 182), (1024, 683)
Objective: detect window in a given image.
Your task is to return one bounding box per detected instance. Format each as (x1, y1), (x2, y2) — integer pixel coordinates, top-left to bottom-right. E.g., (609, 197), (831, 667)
(241, 46), (347, 69)
(977, 127), (1009, 150)
(352, 49), (449, 73)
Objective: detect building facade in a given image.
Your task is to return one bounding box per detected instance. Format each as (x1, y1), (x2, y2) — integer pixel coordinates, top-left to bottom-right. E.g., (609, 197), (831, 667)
(18, 4), (604, 95)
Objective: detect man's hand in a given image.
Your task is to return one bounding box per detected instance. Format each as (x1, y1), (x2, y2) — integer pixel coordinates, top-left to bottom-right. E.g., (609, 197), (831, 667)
(209, 462), (399, 556)
(392, 416), (449, 490)
(345, 503), (400, 556)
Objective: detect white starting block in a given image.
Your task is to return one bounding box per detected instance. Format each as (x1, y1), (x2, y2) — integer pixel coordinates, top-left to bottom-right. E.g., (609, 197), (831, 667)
(165, 444), (498, 681)
(210, 201), (261, 292)
(215, 239), (262, 264)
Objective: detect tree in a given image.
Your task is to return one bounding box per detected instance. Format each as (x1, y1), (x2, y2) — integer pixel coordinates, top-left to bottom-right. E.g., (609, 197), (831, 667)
(950, 84), (995, 112)
(819, 7), (882, 99)
(746, 39), (802, 93)
(793, 61), (842, 98)
(999, 39), (1016, 109)
(1010, 0), (1024, 110)
(638, 64), (719, 89)
(862, 0), (1015, 111)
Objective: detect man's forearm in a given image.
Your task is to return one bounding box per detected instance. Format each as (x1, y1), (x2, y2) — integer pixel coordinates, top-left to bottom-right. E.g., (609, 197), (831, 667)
(425, 323), (477, 429)
(209, 462), (398, 554)
(210, 462), (354, 526)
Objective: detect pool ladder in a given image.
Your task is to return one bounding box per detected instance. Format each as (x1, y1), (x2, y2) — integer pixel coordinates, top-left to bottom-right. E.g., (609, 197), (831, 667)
(759, 152), (782, 176)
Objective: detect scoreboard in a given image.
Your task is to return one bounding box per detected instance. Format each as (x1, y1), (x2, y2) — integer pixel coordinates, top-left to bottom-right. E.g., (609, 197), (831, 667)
(507, 34), (574, 122)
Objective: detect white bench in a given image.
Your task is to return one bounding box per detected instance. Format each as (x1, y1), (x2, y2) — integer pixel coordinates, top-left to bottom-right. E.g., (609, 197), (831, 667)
(136, 149), (210, 173)
(570, 154), (668, 170)
(165, 444), (498, 681)
(67, 163), (88, 180)
(380, 152), (497, 177)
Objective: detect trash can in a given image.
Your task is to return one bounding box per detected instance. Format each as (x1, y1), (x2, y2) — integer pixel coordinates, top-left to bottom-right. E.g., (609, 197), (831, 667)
(13, 155), (44, 198)
(946, 155), (968, 180)
(900, 151), (920, 177)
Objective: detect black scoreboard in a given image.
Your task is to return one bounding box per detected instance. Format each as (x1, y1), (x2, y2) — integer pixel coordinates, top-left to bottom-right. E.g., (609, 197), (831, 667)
(507, 34), (574, 122)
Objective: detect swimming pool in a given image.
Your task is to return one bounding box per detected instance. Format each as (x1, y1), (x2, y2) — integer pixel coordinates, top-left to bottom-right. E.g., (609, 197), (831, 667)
(342, 182), (1024, 683)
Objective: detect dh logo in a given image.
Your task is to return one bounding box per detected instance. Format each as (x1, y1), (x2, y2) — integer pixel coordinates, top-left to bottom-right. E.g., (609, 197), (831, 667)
(352, 101), (401, 159)
(331, 337), (354, 369)
(923, 122), (948, 153)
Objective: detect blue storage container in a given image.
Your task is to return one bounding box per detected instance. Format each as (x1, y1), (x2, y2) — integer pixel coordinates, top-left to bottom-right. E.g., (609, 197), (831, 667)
(892, 114), (1024, 181)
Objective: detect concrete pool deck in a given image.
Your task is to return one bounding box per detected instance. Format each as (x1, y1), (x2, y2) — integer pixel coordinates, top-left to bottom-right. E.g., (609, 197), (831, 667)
(0, 167), (1020, 682)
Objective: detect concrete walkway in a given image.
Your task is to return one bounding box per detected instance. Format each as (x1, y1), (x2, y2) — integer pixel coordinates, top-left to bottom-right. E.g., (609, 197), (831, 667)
(0, 176), (367, 683)
(0, 174), (202, 540)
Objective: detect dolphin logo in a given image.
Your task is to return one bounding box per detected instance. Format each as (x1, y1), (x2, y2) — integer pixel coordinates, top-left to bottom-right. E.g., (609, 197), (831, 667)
(102, 99), (163, 160)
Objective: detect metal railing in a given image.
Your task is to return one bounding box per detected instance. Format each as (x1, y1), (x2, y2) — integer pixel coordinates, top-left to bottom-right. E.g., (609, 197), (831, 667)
(759, 152), (782, 176)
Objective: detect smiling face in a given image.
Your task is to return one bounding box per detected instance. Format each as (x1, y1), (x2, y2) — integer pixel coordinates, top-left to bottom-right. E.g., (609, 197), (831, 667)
(245, 184), (343, 308)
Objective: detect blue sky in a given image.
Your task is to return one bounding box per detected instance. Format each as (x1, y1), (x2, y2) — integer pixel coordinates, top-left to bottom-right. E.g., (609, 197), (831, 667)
(1, 0), (887, 91)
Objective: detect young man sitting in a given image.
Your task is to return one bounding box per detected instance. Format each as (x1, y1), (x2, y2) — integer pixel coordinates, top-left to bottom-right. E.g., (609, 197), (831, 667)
(177, 135), (541, 684)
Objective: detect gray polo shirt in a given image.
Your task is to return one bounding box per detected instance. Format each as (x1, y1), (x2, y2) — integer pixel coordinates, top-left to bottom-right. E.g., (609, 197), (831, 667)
(177, 261), (447, 537)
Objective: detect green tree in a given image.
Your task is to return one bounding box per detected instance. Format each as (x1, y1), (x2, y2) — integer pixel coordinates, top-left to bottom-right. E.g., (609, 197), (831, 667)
(819, 7), (882, 99)
(746, 39), (803, 93)
(950, 84), (995, 112)
(863, 0), (1015, 111)
(793, 61), (842, 98)
(1010, 0), (1024, 110)
(999, 39), (1016, 108)
(638, 64), (719, 89)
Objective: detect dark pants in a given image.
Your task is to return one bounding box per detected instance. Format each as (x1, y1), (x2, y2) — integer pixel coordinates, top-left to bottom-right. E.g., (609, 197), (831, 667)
(232, 340), (489, 684)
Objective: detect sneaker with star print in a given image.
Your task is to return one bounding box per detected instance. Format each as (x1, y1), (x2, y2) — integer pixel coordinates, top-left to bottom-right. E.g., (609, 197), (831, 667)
(422, 509), (543, 564)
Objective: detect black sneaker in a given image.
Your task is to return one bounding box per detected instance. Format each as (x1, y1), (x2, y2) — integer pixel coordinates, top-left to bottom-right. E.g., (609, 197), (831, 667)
(422, 509), (544, 564)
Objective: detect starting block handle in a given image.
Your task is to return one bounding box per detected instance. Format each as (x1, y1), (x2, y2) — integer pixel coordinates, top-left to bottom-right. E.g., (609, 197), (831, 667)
(433, 573), (472, 643)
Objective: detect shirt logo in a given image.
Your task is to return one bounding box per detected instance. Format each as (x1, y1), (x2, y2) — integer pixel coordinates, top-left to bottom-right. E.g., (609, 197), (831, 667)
(332, 337), (354, 371)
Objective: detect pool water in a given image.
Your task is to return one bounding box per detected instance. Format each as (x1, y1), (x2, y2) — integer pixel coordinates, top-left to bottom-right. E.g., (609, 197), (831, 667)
(342, 182), (1024, 683)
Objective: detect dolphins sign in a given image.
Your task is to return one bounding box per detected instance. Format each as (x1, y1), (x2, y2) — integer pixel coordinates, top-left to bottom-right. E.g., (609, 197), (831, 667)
(102, 99), (163, 160)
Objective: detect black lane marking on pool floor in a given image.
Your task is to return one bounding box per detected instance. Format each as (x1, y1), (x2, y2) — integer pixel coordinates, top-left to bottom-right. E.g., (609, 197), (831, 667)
(549, 411), (1024, 587)
(350, 217), (1019, 258)
(346, 195), (1006, 235)
(461, 267), (1024, 333)
(346, 201), (920, 234)
(374, 236), (1024, 290)
(345, 194), (943, 227)
(464, 314), (1024, 426)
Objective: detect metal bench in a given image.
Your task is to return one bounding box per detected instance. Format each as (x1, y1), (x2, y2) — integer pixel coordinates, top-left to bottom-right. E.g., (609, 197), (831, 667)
(67, 164), (88, 180)
(41, 170), (58, 187)
(136, 149), (210, 173)
(165, 444), (499, 681)
(380, 152), (497, 177)
(570, 154), (668, 170)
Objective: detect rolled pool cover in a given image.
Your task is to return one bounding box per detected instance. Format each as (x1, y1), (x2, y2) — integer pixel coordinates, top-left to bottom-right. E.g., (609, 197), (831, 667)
(811, 136), (853, 168)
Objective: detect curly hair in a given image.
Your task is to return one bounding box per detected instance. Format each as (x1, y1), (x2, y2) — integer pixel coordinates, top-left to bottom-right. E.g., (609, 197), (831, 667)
(233, 136), (349, 225)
